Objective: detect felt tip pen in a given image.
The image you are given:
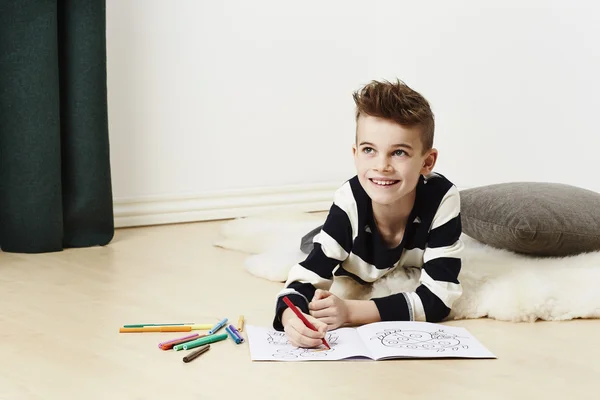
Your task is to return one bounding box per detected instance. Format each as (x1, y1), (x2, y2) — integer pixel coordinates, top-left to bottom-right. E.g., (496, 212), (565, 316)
(124, 323), (194, 328)
(158, 334), (203, 350)
(180, 333), (228, 351)
(237, 315), (245, 332)
(208, 318), (228, 335)
(119, 326), (192, 333)
(229, 324), (244, 343)
(189, 324), (214, 330)
(183, 345), (210, 363)
(225, 326), (242, 344)
(172, 333), (228, 351)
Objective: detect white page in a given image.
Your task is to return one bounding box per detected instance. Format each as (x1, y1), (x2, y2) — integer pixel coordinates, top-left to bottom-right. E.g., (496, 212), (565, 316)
(356, 321), (496, 360)
(246, 325), (372, 361)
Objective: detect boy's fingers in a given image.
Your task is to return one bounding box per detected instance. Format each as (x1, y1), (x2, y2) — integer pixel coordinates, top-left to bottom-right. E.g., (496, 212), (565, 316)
(287, 324), (325, 348)
(319, 317), (336, 327)
(309, 297), (332, 311)
(285, 325), (314, 346)
(297, 335), (323, 348)
(309, 316), (329, 334)
(309, 308), (332, 319)
(312, 289), (331, 301)
(311, 313), (335, 328)
(284, 313), (330, 348)
(290, 319), (324, 339)
(299, 339), (322, 348)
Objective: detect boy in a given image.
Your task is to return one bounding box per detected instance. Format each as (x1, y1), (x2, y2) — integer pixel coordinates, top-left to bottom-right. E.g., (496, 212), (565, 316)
(273, 79), (464, 348)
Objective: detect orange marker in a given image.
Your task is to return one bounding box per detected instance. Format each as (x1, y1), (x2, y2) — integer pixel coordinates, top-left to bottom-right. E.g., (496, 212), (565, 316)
(119, 326), (193, 333)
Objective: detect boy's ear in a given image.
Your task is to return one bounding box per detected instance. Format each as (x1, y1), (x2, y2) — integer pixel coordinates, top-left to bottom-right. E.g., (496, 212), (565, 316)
(352, 143), (357, 157)
(420, 148), (438, 175)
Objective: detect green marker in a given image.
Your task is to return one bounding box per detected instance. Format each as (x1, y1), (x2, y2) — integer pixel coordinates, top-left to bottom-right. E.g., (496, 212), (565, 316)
(174, 333), (228, 351)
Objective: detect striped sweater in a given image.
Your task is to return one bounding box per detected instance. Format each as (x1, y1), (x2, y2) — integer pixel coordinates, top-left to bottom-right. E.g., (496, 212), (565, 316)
(273, 172), (464, 330)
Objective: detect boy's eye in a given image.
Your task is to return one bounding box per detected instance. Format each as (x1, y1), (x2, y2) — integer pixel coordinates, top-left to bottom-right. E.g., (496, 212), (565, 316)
(362, 147), (374, 154)
(393, 150), (406, 156)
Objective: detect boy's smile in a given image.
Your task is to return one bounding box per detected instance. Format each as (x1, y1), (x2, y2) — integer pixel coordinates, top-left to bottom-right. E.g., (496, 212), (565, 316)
(369, 178), (399, 187)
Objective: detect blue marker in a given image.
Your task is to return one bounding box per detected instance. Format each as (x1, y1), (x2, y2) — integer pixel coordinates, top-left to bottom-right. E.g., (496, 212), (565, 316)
(225, 325), (242, 344)
(208, 318), (228, 335)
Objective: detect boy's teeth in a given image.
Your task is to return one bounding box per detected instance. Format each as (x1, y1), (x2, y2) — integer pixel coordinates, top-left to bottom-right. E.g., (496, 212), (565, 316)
(372, 179), (397, 186)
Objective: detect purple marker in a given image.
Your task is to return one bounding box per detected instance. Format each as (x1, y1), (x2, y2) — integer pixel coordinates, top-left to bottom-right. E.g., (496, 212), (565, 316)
(229, 324), (245, 343)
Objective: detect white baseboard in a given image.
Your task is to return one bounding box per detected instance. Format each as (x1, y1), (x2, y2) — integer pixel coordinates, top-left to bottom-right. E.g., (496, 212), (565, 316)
(113, 182), (340, 228)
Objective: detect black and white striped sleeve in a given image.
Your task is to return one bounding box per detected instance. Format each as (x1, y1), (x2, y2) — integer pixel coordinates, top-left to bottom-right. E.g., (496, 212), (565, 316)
(272, 184), (355, 330)
(372, 185), (464, 323)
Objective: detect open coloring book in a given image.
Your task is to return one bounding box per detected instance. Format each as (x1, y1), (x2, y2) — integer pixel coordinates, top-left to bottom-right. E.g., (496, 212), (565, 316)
(246, 321), (496, 361)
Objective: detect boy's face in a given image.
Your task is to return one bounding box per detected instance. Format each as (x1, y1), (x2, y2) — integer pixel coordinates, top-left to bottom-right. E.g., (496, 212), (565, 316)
(352, 114), (437, 207)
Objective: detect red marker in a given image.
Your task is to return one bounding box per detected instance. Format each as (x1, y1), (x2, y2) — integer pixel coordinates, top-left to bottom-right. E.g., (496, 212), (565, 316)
(283, 296), (330, 349)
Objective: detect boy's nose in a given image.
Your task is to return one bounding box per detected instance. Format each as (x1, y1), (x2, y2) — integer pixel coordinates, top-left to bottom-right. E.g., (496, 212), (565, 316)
(374, 157), (393, 172)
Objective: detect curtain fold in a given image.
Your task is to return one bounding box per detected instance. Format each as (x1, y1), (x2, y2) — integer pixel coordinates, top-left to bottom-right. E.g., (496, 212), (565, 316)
(0, 0), (114, 254)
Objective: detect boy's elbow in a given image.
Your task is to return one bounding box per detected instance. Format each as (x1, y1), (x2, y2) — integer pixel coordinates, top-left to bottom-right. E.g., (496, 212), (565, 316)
(426, 290), (461, 322)
(426, 306), (451, 323)
(419, 280), (461, 323)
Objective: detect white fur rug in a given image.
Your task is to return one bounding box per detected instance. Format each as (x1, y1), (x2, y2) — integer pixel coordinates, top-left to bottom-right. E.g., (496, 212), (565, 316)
(214, 212), (600, 322)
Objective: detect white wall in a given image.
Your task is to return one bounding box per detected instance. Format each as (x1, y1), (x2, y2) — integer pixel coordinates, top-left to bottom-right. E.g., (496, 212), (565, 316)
(106, 0), (600, 226)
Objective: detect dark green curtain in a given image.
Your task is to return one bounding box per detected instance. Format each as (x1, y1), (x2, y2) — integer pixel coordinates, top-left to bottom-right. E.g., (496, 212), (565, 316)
(0, 1), (114, 253)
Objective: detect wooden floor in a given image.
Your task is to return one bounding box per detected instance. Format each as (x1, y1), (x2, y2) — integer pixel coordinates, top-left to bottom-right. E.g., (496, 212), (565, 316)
(1, 220), (599, 400)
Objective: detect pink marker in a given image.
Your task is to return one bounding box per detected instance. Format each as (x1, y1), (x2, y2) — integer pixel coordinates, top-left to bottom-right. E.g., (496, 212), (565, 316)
(158, 333), (201, 350)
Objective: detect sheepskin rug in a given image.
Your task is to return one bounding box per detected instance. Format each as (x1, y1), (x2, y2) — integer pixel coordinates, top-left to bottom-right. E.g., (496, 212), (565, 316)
(214, 212), (600, 322)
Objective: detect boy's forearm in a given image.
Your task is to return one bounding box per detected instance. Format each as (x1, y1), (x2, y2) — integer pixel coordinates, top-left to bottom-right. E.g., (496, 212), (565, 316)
(345, 299), (381, 326)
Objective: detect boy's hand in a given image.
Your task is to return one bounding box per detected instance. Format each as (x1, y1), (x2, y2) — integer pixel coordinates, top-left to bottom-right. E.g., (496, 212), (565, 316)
(309, 289), (349, 330)
(281, 307), (328, 348)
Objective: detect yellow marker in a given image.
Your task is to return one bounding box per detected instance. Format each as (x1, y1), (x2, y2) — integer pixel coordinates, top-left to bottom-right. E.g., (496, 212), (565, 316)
(237, 315), (245, 332)
(120, 326), (192, 333)
(189, 324), (214, 330)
